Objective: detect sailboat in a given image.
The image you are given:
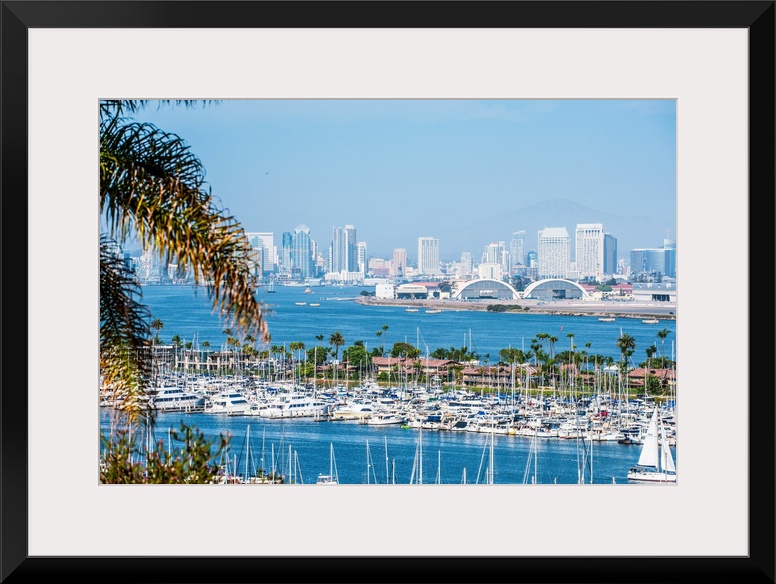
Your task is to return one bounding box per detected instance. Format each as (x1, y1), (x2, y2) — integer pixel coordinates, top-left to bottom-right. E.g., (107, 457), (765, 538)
(627, 407), (677, 483)
(316, 443), (339, 485)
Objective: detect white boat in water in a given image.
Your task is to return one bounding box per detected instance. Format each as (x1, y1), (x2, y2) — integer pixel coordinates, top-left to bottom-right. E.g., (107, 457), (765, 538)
(257, 393), (332, 419)
(148, 386), (205, 412)
(642, 318), (659, 324)
(363, 412), (407, 426)
(627, 407), (677, 483)
(330, 399), (381, 419)
(203, 389), (253, 415)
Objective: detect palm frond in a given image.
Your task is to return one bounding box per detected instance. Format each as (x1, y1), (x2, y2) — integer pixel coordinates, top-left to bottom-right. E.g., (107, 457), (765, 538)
(100, 116), (268, 343)
(100, 235), (153, 422)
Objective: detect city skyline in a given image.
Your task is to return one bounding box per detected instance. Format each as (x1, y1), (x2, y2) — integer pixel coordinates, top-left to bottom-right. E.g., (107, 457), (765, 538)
(124, 99), (677, 259)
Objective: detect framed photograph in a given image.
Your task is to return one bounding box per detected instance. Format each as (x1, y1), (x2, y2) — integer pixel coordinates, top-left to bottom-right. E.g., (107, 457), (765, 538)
(4, 1), (773, 582)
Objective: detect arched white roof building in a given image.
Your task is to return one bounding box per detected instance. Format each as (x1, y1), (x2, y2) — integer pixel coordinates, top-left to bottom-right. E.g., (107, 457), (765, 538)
(452, 278), (520, 300)
(522, 278), (590, 300)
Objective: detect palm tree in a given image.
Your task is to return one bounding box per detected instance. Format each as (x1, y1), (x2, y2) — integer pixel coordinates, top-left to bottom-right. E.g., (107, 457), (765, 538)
(150, 318), (164, 345)
(657, 328), (671, 361)
(100, 100), (268, 423)
(329, 331), (345, 362)
(375, 330), (383, 356)
(616, 332), (637, 393)
(381, 324), (388, 355)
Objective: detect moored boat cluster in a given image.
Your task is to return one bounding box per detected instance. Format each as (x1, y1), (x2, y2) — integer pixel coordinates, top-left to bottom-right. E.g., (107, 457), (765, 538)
(100, 372), (676, 447)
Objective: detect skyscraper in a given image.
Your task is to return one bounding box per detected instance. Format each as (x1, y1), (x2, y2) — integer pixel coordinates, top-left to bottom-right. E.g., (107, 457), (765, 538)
(280, 231), (293, 275)
(356, 241), (367, 274)
(330, 224), (358, 273)
(292, 224), (313, 280)
(575, 223), (604, 281)
(510, 230), (526, 270)
(417, 237), (441, 275)
(460, 252), (473, 278)
(538, 227), (570, 279)
(245, 232), (276, 275)
(392, 248), (407, 277)
(603, 233), (618, 275)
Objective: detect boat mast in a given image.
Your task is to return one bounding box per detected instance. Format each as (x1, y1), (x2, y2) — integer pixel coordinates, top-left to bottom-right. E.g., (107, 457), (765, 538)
(384, 436), (390, 484)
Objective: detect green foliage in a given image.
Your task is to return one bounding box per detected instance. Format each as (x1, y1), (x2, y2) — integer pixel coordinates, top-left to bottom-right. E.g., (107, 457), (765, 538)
(486, 304), (522, 312)
(342, 343), (371, 369)
(306, 345), (330, 365)
(99, 422), (230, 484)
(389, 341), (421, 359)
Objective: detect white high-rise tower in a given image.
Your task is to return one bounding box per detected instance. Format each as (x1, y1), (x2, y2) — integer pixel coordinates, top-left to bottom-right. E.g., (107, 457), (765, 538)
(417, 237), (441, 275)
(575, 223), (604, 281)
(538, 227), (571, 279)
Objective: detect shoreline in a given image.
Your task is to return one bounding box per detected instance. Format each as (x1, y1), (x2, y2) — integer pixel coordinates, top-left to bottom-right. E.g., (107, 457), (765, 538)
(354, 296), (676, 321)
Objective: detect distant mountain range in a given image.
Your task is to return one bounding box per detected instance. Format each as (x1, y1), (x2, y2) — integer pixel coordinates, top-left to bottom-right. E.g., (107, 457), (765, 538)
(449, 198), (675, 260)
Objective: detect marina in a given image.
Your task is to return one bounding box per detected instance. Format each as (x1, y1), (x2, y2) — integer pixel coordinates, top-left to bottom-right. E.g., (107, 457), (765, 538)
(100, 284), (678, 485)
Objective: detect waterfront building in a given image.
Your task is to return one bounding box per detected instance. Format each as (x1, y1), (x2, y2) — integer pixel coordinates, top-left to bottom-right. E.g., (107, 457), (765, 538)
(391, 248), (407, 278)
(630, 246), (675, 279)
(538, 227), (571, 279)
(575, 223), (604, 282)
(522, 278), (589, 300)
(417, 236), (441, 276)
(603, 233), (618, 276)
(631, 281), (677, 303)
(375, 283), (395, 299)
(453, 278), (519, 300)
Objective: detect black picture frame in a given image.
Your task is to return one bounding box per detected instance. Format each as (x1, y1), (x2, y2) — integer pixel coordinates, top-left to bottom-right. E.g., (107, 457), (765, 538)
(2, 1), (773, 582)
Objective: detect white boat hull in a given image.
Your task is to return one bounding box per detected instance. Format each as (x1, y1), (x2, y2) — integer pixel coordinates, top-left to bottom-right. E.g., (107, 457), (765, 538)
(627, 468), (677, 483)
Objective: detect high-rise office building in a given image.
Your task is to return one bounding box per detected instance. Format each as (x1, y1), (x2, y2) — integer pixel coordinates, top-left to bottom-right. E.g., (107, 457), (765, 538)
(391, 248), (407, 277)
(246, 232), (276, 275)
(356, 241), (367, 274)
(417, 237), (441, 275)
(510, 231), (526, 269)
(330, 224), (358, 273)
(603, 233), (618, 275)
(538, 227), (571, 279)
(292, 224), (313, 280)
(460, 252), (473, 278)
(575, 223), (604, 281)
(280, 231), (293, 274)
(630, 241), (676, 279)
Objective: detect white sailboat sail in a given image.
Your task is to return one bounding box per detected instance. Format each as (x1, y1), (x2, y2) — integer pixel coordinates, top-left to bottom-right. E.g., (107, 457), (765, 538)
(636, 409), (660, 468)
(659, 418), (676, 473)
(627, 406), (677, 483)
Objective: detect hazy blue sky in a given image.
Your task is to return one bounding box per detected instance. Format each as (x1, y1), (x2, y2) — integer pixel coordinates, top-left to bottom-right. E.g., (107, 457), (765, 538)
(125, 99), (676, 261)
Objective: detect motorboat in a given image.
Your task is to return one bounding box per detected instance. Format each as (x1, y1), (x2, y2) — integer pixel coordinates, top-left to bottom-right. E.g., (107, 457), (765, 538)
(363, 412), (407, 426)
(148, 386), (205, 412)
(257, 393), (333, 419)
(203, 389), (253, 415)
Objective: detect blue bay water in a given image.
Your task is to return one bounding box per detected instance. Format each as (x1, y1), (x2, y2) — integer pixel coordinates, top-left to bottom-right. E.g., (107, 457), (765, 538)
(101, 284), (677, 485)
(102, 411), (652, 485)
(138, 284), (677, 363)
